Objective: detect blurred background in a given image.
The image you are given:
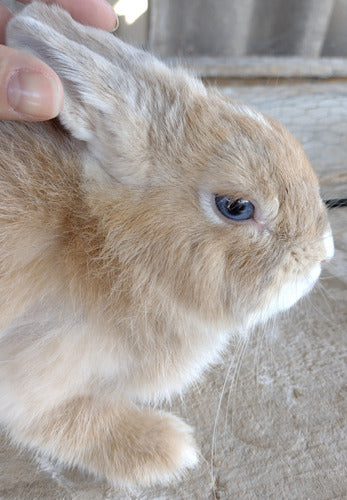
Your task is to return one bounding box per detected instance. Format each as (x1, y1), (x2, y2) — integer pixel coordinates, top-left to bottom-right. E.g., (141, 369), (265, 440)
(109, 0), (347, 78)
(112, 0), (347, 57)
(3, 0), (347, 76)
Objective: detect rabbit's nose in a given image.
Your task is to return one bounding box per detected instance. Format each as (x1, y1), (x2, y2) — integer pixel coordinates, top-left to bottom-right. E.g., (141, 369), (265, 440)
(321, 229), (334, 263)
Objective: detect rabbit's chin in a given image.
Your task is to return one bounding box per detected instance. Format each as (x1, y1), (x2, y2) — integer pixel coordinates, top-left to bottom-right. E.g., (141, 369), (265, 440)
(245, 262), (322, 330)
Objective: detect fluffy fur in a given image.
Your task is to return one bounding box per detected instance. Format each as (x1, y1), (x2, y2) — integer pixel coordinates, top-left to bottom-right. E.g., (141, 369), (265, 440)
(0, 2), (333, 487)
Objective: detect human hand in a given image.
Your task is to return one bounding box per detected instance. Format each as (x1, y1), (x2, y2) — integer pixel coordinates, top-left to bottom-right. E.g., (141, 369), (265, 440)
(0, 0), (117, 121)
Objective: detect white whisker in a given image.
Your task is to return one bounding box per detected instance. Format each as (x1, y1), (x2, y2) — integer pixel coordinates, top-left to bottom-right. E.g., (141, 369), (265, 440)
(224, 336), (249, 434)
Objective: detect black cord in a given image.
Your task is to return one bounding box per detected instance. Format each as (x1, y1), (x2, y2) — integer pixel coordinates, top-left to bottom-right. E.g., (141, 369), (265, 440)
(324, 198), (347, 209)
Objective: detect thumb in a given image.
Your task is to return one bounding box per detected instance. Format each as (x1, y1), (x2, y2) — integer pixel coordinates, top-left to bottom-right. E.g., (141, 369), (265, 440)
(0, 45), (64, 121)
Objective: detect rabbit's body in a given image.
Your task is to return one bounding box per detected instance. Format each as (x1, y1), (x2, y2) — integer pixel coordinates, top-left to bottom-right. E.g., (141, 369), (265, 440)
(0, 2), (334, 487)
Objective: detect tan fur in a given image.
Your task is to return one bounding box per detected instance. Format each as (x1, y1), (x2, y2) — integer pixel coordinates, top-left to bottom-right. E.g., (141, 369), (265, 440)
(0, 2), (333, 487)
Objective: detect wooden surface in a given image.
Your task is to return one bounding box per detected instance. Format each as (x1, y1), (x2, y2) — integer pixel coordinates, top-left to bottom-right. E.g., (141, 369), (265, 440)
(172, 56), (347, 78)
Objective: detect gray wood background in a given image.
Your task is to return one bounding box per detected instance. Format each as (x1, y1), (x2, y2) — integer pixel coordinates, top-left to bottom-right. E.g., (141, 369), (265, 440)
(3, 0), (347, 56)
(149, 0), (341, 57)
(3, 0), (347, 77)
(110, 0), (347, 58)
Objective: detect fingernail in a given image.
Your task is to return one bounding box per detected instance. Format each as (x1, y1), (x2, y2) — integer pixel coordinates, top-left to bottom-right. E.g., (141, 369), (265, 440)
(111, 14), (119, 32)
(7, 70), (61, 119)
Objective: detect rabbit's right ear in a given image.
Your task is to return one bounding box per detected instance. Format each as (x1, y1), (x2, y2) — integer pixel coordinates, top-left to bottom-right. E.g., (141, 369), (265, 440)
(6, 2), (154, 185)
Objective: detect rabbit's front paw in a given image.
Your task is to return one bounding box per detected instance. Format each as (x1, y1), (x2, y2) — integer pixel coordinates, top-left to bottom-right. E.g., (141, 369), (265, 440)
(11, 399), (199, 488)
(116, 410), (199, 487)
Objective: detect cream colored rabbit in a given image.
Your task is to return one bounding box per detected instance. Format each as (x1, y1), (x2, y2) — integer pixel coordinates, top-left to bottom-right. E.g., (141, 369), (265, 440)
(0, 1), (333, 488)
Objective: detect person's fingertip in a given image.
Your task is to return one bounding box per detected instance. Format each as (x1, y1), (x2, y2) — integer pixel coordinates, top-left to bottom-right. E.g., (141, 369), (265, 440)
(7, 69), (63, 120)
(110, 14), (119, 33)
(95, 0), (118, 31)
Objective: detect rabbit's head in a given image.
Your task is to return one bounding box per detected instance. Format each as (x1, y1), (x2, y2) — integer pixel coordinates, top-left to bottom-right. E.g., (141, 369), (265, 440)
(7, 3), (333, 334)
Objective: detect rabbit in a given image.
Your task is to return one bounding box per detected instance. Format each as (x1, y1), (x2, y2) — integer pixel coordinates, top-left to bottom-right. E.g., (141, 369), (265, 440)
(0, 1), (334, 488)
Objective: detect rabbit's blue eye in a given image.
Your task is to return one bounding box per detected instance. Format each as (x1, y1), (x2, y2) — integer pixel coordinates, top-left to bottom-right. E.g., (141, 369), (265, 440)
(215, 195), (254, 221)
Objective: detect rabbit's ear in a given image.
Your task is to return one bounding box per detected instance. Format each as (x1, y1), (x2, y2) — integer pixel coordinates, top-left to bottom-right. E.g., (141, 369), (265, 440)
(6, 3), (153, 185)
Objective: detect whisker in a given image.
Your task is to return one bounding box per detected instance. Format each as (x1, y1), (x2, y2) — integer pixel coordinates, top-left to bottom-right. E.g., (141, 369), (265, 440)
(224, 335), (249, 434)
(324, 198), (347, 209)
(210, 333), (249, 497)
(319, 272), (347, 279)
(209, 348), (235, 498)
(300, 276), (337, 330)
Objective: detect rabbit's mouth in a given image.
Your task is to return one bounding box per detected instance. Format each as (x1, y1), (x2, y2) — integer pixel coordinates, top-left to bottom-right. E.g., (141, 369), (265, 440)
(246, 226), (334, 329)
(242, 263), (323, 331)
(270, 263), (322, 315)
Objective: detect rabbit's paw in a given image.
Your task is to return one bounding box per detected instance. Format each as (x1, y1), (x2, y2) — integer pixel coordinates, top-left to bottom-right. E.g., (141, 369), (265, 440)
(10, 400), (199, 488)
(113, 409), (199, 487)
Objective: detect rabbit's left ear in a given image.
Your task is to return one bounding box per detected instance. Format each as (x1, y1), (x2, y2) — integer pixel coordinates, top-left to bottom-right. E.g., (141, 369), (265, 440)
(6, 2), (152, 184)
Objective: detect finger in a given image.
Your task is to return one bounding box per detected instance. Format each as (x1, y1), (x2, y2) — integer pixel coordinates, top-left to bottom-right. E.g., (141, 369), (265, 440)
(0, 45), (64, 121)
(17, 0), (118, 31)
(0, 4), (13, 44)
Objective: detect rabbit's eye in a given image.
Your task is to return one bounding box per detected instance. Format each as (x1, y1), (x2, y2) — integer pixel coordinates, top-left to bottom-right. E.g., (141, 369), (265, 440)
(215, 195), (254, 221)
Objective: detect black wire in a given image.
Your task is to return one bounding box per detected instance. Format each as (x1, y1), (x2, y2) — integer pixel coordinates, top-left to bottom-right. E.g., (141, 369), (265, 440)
(324, 198), (347, 209)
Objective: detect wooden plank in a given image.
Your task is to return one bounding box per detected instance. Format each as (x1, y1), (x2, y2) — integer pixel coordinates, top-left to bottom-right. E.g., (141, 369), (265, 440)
(149, 0), (257, 57)
(247, 0), (334, 57)
(323, 0), (347, 56)
(149, 0), (335, 57)
(167, 55), (347, 78)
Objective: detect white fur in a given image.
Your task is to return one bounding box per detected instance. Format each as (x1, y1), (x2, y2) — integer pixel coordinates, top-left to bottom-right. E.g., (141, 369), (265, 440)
(199, 191), (225, 226)
(232, 103), (271, 128)
(246, 263), (323, 329)
(270, 264), (322, 314)
(323, 229), (334, 261)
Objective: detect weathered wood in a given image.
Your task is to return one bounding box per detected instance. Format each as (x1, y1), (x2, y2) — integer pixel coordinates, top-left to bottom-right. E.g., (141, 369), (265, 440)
(168, 55), (347, 78)
(149, 0), (257, 57)
(323, 0), (347, 56)
(247, 0), (334, 56)
(149, 0), (337, 57)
